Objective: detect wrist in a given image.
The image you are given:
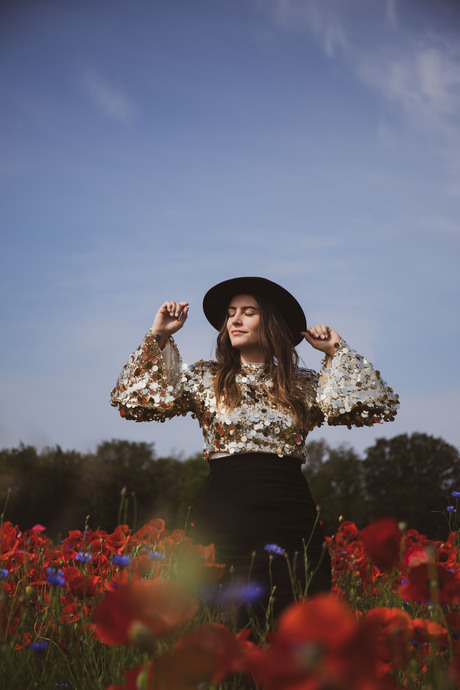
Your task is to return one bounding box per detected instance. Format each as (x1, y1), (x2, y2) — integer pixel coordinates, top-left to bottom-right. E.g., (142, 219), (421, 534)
(149, 330), (168, 349)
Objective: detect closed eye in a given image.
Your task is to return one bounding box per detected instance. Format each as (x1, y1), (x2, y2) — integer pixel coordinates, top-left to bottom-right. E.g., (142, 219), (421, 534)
(227, 306), (259, 316)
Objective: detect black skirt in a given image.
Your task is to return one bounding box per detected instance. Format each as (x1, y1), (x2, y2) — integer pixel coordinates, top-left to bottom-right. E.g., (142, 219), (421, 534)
(192, 453), (331, 621)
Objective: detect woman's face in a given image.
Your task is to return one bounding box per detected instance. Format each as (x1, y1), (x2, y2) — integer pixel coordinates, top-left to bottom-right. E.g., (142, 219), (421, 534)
(226, 294), (264, 362)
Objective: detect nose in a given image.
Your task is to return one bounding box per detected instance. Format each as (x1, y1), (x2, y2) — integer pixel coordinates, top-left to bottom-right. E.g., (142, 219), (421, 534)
(229, 310), (242, 325)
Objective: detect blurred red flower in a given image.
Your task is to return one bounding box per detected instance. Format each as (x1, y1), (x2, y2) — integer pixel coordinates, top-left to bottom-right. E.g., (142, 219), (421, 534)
(93, 578), (198, 646)
(130, 518), (166, 546)
(157, 622), (244, 687)
(359, 517), (401, 571)
(399, 562), (460, 604)
(360, 607), (412, 674)
(410, 618), (448, 647)
(245, 594), (381, 690)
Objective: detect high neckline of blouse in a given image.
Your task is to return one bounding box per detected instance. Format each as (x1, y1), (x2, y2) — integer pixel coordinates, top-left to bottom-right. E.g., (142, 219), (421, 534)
(240, 362), (268, 371)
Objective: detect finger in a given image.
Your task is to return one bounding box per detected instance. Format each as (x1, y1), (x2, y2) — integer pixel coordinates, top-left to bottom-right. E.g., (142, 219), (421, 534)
(169, 302), (182, 318)
(301, 330), (316, 345)
(309, 324), (330, 340)
(179, 306), (189, 323)
(173, 302), (189, 319)
(176, 302), (189, 318)
(307, 325), (322, 339)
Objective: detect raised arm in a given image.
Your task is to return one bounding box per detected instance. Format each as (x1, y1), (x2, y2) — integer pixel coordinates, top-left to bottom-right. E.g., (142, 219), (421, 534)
(110, 301), (191, 422)
(151, 301), (189, 349)
(302, 324), (399, 427)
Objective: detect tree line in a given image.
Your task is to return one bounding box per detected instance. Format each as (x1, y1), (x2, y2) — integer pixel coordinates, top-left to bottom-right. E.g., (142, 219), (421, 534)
(0, 433), (458, 541)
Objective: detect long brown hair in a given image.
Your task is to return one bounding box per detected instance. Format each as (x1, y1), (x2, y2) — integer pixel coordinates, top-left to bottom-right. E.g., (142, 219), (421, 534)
(213, 294), (309, 427)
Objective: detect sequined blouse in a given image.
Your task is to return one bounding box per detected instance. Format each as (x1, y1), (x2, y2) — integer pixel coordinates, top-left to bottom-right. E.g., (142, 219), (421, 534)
(110, 330), (399, 463)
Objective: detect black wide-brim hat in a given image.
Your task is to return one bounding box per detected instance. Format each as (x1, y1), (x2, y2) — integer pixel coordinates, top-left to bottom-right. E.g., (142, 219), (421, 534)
(202, 276), (307, 346)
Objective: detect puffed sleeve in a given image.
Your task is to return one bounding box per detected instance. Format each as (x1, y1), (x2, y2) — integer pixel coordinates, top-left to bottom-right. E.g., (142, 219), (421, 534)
(316, 339), (399, 427)
(110, 331), (191, 422)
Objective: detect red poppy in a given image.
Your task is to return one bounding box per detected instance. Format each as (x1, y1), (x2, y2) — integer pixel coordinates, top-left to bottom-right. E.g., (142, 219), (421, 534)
(104, 525), (131, 553)
(410, 618), (448, 647)
(62, 566), (101, 598)
(93, 578), (198, 646)
(245, 594), (379, 690)
(339, 521), (359, 540)
(156, 622), (243, 687)
(0, 522), (20, 561)
(404, 547), (433, 569)
(129, 555), (158, 579)
(130, 519), (166, 546)
(360, 607), (412, 674)
(399, 562), (460, 604)
(359, 517), (401, 571)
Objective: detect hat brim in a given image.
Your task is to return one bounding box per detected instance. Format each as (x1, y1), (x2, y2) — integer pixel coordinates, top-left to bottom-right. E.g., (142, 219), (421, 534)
(202, 276), (307, 346)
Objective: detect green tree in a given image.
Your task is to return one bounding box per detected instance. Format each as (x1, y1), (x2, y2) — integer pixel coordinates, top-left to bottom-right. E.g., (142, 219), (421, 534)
(303, 440), (368, 534)
(362, 432), (460, 538)
(79, 440), (208, 533)
(81, 439), (158, 530)
(0, 444), (82, 534)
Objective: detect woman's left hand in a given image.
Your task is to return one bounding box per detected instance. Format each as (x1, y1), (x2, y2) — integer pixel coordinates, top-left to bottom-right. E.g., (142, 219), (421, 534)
(301, 325), (341, 357)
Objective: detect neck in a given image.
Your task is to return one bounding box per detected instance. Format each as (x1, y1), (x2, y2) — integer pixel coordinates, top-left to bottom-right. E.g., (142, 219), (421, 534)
(239, 348), (268, 365)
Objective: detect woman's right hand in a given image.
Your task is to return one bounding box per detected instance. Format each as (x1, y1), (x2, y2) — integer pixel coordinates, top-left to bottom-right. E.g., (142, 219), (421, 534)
(151, 301), (189, 346)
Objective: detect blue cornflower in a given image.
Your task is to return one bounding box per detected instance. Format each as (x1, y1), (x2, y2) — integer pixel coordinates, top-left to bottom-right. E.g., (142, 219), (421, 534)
(113, 554), (131, 567)
(46, 567), (66, 587)
(29, 640), (49, 652)
(265, 543), (286, 556)
(447, 506), (456, 513)
(451, 490), (460, 498)
(0, 569), (9, 579)
(219, 582), (265, 606)
(55, 685), (69, 689)
(148, 550), (166, 561)
(75, 551), (93, 564)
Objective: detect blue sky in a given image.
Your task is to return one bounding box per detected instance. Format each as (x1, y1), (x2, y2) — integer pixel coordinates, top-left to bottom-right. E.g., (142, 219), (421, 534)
(1, 0), (459, 459)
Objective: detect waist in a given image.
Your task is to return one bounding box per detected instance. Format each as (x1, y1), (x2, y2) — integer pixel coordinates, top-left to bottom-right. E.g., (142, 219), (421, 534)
(208, 451), (304, 469)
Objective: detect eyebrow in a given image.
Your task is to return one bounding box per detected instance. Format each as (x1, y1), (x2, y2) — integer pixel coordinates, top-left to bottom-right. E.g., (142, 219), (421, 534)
(227, 305), (259, 310)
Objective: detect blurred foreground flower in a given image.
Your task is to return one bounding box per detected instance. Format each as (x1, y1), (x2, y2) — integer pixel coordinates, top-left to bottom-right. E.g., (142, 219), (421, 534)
(244, 594), (384, 690)
(399, 562), (460, 604)
(93, 578), (198, 646)
(359, 517), (401, 571)
(106, 623), (251, 690)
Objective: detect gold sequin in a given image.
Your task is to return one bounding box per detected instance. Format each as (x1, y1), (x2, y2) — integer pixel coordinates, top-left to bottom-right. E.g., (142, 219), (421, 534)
(110, 333), (399, 462)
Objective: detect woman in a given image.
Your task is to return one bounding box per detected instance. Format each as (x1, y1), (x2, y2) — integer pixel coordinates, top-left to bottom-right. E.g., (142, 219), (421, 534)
(111, 276), (399, 622)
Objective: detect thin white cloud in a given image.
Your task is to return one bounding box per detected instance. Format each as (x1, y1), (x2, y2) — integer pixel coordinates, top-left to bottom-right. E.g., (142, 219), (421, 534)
(82, 71), (137, 124)
(255, 0), (349, 57)
(253, 0), (460, 174)
(256, 0), (460, 122)
(358, 46), (460, 131)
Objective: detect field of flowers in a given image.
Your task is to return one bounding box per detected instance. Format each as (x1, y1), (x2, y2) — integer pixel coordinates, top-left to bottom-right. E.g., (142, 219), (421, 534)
(1, 494), (459, 689)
